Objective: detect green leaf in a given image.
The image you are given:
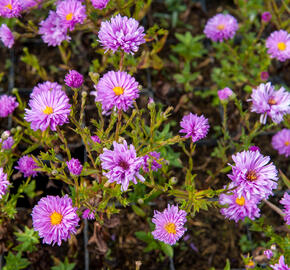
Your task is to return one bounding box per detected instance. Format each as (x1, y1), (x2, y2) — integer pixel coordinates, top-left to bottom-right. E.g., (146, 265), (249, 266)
(51, 257), (76, 270)
(159, 242), (174, 258)
(224, 259), (231, 270)
(14, 226), (39, 253)
(132, 205), (146, 218)
(3, 252), (30, 270)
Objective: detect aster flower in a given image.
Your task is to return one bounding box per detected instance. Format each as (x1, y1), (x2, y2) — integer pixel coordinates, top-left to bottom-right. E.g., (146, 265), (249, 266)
(219, 183), (260, 223)
(32, 195), (79, 246)
(0, 136), (14, 150)
(261, 12), (271, 23)
(260, 71), (269, 81)
(0, 0), (22, 18)
(249, 82), (290, 124)
(248, 146), (260, 152)
(266, 30), (290, 62)
(64, 70), (84, 88)
(15, 155), (39, 178)
(91, 0), (109, 9)
(39, 11), (71, 47)
(91, 71), (140, 114)
(99, 140), (144, 191)
(271, 129), (290, 157)
(0, 95), (19, 118)
(271, 256), (289, 270)
(19, 0), (41, 10)
(143, 151), (162, 173)
(204, 13), (238, 42)
(31, 81), (63, 97)
(152, 204), (187, 245)
(98, 14), (145, 54)
(228, 150), (278, 200)
(56, 0), (87, 31)
(218, 87), (233, 101)
(91, 135), (101, 144)
(179, 113), (210, 143)
(264, 249), (273, 259)
(0, 168), (9, 199)
(280, 192), (290, 225)
(0, 24), (14, 48)
(82, 209), (95, 220)
(66, 158), (83, 176)
(24, 86), (71, 131)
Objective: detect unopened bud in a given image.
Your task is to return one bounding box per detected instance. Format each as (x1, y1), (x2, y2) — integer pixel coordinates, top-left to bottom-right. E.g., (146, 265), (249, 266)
(51, 169), (58, 176)
(12, 88), (18, 95)
(81, 91), (87, 98)
(10, 128), (16, 134)
(137, 198), (144, 205)
(169, 177), (178, 185)
(16, 126), (22, 132)
(1, 131), (10, 140)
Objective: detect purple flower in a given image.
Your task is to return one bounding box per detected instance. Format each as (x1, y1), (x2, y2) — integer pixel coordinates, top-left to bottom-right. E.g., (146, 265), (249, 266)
(270, 256), (289, 270)
(98, 14), (145, 54)
(82, 209), (95, 220)
(249, 146), (260, 152)
(32, 195), (79, 246)
(0, 136), (14, 150)
(260, 71), (269, 81)
(56, 0), (87, 31)
(179, 113), (210, 143)
(64, 70), (84, 88)
(204, 13), (238, 42)
(19, 0), (41, 10)
(66, 158), (83, 176)
(219, 183), (260, 223)
(152, 204), (187, 245)
(249, 82), (290, 124)
(91, 0), (109, 9)
(100, 140), (144, 191)
(91, 135), (101, 144)
(0, 0), (22, 18)
(39, 11), (71, 47)
(0, 95), (18, 118)
(91, 71), (140, 114)
(31, 81), (63, 97)
(0, 24), (14, 48)
(228, 150), (278, 200)
(264, 249), (273, 259)
(218, 87), (233, 101)
(0, 168), (9, 199)
(266, 30), (290, 62)
(24, 85), (71, 131)
(272, 129), (290, 157)
(143, 151), (162, 173)
(15, 155), (39, 178)
(261, 12), (272, 23)
(280, 192), (290, 225)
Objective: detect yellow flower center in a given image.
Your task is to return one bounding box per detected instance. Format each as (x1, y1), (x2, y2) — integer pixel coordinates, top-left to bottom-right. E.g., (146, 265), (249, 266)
(66, 13), (73, 21)
(43, 106), (54, 115)
(50, 212), (63, 225)
(113, 86), (124, 96)
(217, 24), (225, 30)
(246, 260), (255, 268)
(277, 42), (286, 51)
(246, 170), (257, 182)
(268, 98), (276, 105)
(5, 4), (12, 10)
(235, 196), (245, 206)
(164, 222), (176, 234)
(285, 141), (290, 146)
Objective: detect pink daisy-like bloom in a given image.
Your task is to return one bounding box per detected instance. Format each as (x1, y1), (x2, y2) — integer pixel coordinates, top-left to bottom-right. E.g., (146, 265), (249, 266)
(31, 195), (79, 246)
(266, 30), (290, 62)
(261, 12), (272, 23)
(152, 204), (187, 245)
(228, 150), (278, 201)
(98, 14), (145, 54)
(219, 183), (260, 223)
(0, 168), (9, 199)
(39, 11), (71, 47)
(0, 95), (18, 118)
(271, 256), (289, 270)
(24, 86), (71, 131)
(66, 158), (83, 176)
(56, 0), (87, 31)
(249, 82), (290, 124)
(143, 151), (162, 173)
(15, 155), (39, 178)
(91, 71), (140, 114)
(218, 87), (233, 101)
(64, 70), (84, 88)
(91, 135), (101, 144)
(19, 0), (41, 10)
(260, 71), (269, 81)
(82, 209), (95, 220)
(0, 24), (14, 48)
(100, 140), (145, 191)
(179, 113), (210, 143)
(204, 13), (238, 42)
(0, 136), (14, 150)
(272, 129), (290, 158)
(31, 81), (63, 97)
(0, 0), (22, 18)
(280, 192), (290, 225)
(249, 146), (260, 152)
(91, 0), (109, 9)
(264, 249), (273, 259)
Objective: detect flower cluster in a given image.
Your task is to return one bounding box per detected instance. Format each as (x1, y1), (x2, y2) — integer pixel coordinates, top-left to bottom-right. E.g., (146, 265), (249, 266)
(142, 151), (162, 173)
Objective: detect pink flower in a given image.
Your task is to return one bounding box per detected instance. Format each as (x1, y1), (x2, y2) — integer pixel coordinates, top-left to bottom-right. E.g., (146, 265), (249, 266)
(0, 168), (9, 199)
(0, 24), (14, 48)
(66, 158), (83, 176)
(272, 129), (290, 157)
(91, 0), (109, 9)
(261, 12), (271, 23)
(280, 192), (290, 225)
(266, 30), (290, 62)
(64, 70), (84, 88)
(15, 155), (39, 178)
(0, 95), (18, 118)
(218, 87), (233, 101)
(0, 0), (22, 18)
